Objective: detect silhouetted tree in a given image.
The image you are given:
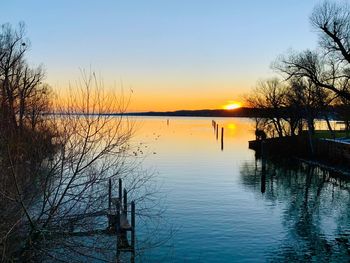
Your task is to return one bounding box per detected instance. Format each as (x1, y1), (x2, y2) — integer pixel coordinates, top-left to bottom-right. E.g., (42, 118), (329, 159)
(0, 22), (56, 262)
(275, 1), (350, 102)
(275, 49), (350, 102)
(245, 78), (288, 138)
(0, 25), (163, 262)
(311, 1), (350, 64)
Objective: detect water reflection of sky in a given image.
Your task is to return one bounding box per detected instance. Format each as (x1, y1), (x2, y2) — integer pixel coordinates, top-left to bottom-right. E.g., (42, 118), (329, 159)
(127, 117), (350, 262)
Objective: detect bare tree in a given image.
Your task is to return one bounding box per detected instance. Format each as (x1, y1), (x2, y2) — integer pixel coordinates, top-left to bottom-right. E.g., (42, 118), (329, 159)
(0, 22), (28, 131)
(0, 23), (55, 261)
(0, 24), (166, 262)
(245, 78), (288, 138)
(311, 1), (350, 64)
(0, 71), (165, 261)
(245, 74), (335, 146)
(274, 1), (350, 102)
(274, 49), (350, 101)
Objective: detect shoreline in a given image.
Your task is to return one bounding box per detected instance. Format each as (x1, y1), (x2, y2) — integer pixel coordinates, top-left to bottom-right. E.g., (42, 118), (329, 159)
(249, 136), (350, 176)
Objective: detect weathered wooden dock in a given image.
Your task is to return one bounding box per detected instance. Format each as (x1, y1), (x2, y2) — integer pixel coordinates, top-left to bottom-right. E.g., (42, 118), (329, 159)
(108, 178), (136, 257)
(40, 178), (136, 262)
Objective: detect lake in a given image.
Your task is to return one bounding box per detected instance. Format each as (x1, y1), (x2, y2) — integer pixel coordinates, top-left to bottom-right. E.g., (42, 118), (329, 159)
(128, 117), (350, 262)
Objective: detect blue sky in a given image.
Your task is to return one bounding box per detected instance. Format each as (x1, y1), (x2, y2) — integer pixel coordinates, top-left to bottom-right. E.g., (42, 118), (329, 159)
(2, 0), (327, 110)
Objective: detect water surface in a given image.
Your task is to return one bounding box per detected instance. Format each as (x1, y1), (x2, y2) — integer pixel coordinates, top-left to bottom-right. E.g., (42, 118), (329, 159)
(131, 117), (350, 262)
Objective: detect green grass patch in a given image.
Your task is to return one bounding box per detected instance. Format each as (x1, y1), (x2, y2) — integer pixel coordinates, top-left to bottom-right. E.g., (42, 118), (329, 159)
(313, 130), (349, 139)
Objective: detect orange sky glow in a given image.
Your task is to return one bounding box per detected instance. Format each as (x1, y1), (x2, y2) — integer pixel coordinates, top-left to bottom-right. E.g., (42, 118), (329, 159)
(129, 92), (244, 112)
(51, 77), (247, 112)
(5, 1), (319, 113)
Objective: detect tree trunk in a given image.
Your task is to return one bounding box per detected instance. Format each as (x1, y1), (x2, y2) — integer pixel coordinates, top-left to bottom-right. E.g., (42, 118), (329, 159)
(324, 114), (335, 139)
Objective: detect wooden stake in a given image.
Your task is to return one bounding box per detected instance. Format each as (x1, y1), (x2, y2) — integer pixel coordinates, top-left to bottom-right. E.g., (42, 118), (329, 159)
(131, 201), (135, 251)
(261, 140), (267, 167)
(261, 140), (267, 194)
(216, 124), (219, 139)
(221, 127), (224, 150)
(123, 188), (127, 216)
(108, 178), (112, 211)
(116, 199), (121, 232)
(119, 178), (122, 202)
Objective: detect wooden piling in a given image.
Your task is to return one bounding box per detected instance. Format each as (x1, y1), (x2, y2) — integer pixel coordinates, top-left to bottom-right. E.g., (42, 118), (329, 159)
(123, 188), (128, 216)
(119, 178), (122, 201)
(116, 199), (121, 232)
(261, 166), (266, 194)
(108, 178), (112, 211)
(260, 140), (267, 166)
(261, 140), (267, 194)
(221, 127), (224, 150)
(131, 201), (135, 251)
(261, 140), (267, 168)
(216, 124), (219, 139)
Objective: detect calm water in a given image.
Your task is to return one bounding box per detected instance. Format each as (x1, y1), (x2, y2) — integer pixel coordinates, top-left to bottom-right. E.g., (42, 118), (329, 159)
(129, 117), (350, 262)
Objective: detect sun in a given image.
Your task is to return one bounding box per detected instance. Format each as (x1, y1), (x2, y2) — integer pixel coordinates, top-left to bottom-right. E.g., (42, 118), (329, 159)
(223, 102), (242, 110)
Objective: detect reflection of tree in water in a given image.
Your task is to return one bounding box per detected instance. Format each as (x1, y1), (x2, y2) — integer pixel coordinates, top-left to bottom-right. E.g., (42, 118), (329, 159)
(240, 158), (350, 262)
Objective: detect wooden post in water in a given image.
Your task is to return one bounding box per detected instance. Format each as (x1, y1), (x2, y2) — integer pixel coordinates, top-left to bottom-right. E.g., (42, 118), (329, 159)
(261, 140), (266, 194)
(119, 178), (122, 201)
(216, 124), (219, 140)
(108, 178), (112, 211)
(221, 127), (224, 150)
(123, 188), (128, 216)
(116, 199), (121, 262)
(131, 201), (135, 252)
(261, 140), (267, 167)
(261, 165), (266, 194)
(116, 198), (121, 232)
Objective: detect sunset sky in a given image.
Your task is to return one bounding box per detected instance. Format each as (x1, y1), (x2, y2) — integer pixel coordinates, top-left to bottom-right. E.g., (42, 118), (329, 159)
(3, 0), (324, 111)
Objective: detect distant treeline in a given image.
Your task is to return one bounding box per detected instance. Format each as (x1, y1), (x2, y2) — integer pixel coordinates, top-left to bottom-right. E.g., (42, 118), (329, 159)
(125, 108), (257, 117)
(124, 106), (346, 119)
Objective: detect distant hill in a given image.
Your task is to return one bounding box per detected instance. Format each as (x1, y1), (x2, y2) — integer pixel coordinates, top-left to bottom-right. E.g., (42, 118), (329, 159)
(124, 107), (269, 118)
(123, 106), (346, 118)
